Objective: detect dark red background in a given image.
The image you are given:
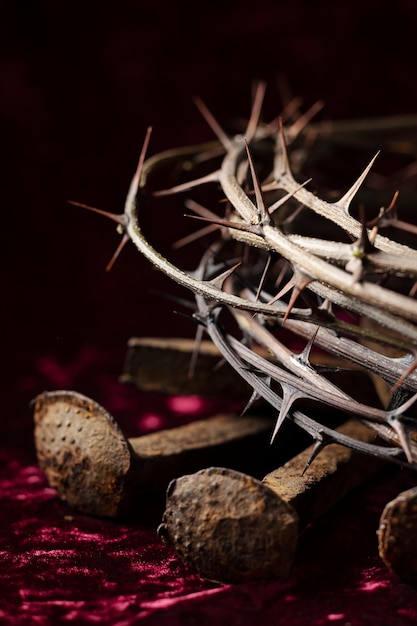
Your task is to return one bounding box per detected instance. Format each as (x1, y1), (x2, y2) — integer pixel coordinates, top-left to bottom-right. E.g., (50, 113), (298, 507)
(2, 1), (417, 623)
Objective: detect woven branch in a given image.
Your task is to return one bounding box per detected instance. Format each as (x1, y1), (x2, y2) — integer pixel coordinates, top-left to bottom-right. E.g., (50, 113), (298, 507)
(81, 86), (417, 470)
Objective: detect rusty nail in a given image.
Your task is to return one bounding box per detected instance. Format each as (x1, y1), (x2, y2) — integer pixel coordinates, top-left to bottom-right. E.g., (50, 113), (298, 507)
(378, 485), (417, 584)
(32, 390), (276, 517)
(158, 419), (386, 583)
(121, 336), (252, 399)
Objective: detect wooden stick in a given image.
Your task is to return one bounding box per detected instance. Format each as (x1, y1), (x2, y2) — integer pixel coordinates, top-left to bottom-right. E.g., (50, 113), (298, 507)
(158, 420), (386, 583)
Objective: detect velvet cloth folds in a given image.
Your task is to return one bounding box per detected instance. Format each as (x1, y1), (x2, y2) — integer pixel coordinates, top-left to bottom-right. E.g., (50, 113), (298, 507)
(2, 351), (417, 624)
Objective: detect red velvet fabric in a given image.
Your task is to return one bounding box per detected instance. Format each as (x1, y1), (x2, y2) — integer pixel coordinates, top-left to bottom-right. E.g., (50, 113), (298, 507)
(2, 349), (417, 625)
(3, 1), (417, 623)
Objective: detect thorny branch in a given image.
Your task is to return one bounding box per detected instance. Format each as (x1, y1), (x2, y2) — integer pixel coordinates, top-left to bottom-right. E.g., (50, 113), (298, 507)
(79, 84), (417, 470)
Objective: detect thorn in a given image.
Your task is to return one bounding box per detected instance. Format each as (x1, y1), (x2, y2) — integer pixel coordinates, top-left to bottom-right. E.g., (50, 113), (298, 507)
(296, 327), (319, 367)
(244, 139), (272, 227)
(385, 189), (400, 216)
(270, 385), (303, 443)
(184, 212), (262, 237)
(264, 96), (304, 135)
(172, 223), (219, 249)
(172, 194), (232, 250)
(388, 390), (417, 462)
(268, 178), (312, 215)
(391, 218), (417, 236)
(389, 388), (417, 417)
(274, 260), (291, 291)
(132, 126), (153, 191)
(270, 410), (287, 444)
(333, 152), (380, 214)
(239, 369), (272, 417)
(245, 80), (267, 142)
(280, 96), (304, 123)
(184, 198), (232, 230)
(208, 261), (242, 290)
(240, 389), (262, 416)
(409, 281), (417, 298)
(302, 437), (326, 475)
(123, 126), (153, 227)
(282, 270), (313, 322)
(317, 298), (334, 317)
(67, 200), (126, 226)
(287, 99), (325, 140)
(391, 356), (417, 393)
(67, 200), (129, 272)
(274, 118), (295, 181)
(189, 144), (226, 166)
(389, 417), (414, 463)
(366, 190), (400, 231)
(387, 386), (413, 412)
(255, 254), (272, 302)
(193, 96), (233, 151)
(268, 276), (295, 306)
(184, 198), (219, 221)
(153, 170), (219, 197)
(105, 234), (130, 272)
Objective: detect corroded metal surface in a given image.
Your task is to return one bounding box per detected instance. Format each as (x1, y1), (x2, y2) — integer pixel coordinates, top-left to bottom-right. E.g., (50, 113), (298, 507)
(263, 420), (386, 528)
(158, 420), (388, 583)
(158, 467), (299, 583)
(130, 413), (276, 493)
(121, 336), (250, 398)
(33, 390), (134, 517)
(378, 486), (417, 584)
(33, 390), (278, 518)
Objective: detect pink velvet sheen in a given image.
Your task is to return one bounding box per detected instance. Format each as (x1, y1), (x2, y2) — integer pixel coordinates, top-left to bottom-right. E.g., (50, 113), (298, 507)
(2, 348), (417, 625)
(2, 449), (417, 625)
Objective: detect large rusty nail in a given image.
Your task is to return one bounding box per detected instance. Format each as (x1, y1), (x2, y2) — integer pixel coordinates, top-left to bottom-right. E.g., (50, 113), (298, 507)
(121, 336), (251, 398)
(158, 420), (386, 583)
(32, 390), (276, 518)
(378, 485), (417, 584)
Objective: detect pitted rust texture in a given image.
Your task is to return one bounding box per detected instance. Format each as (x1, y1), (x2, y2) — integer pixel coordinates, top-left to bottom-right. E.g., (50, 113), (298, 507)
(157, 420), (388, 583)
(33, 390), (134, 517)
(130, 413), (276, 491)
(158, 467), (299, 583)
(33, 391), (278, 518)
(378, 486), (417, 584)
(263, 420), (385, 529)
(122, 337), (250, 398)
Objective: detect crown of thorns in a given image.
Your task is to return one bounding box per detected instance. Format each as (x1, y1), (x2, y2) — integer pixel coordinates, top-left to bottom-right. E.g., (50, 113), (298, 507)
(73, 83), (417, 471)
